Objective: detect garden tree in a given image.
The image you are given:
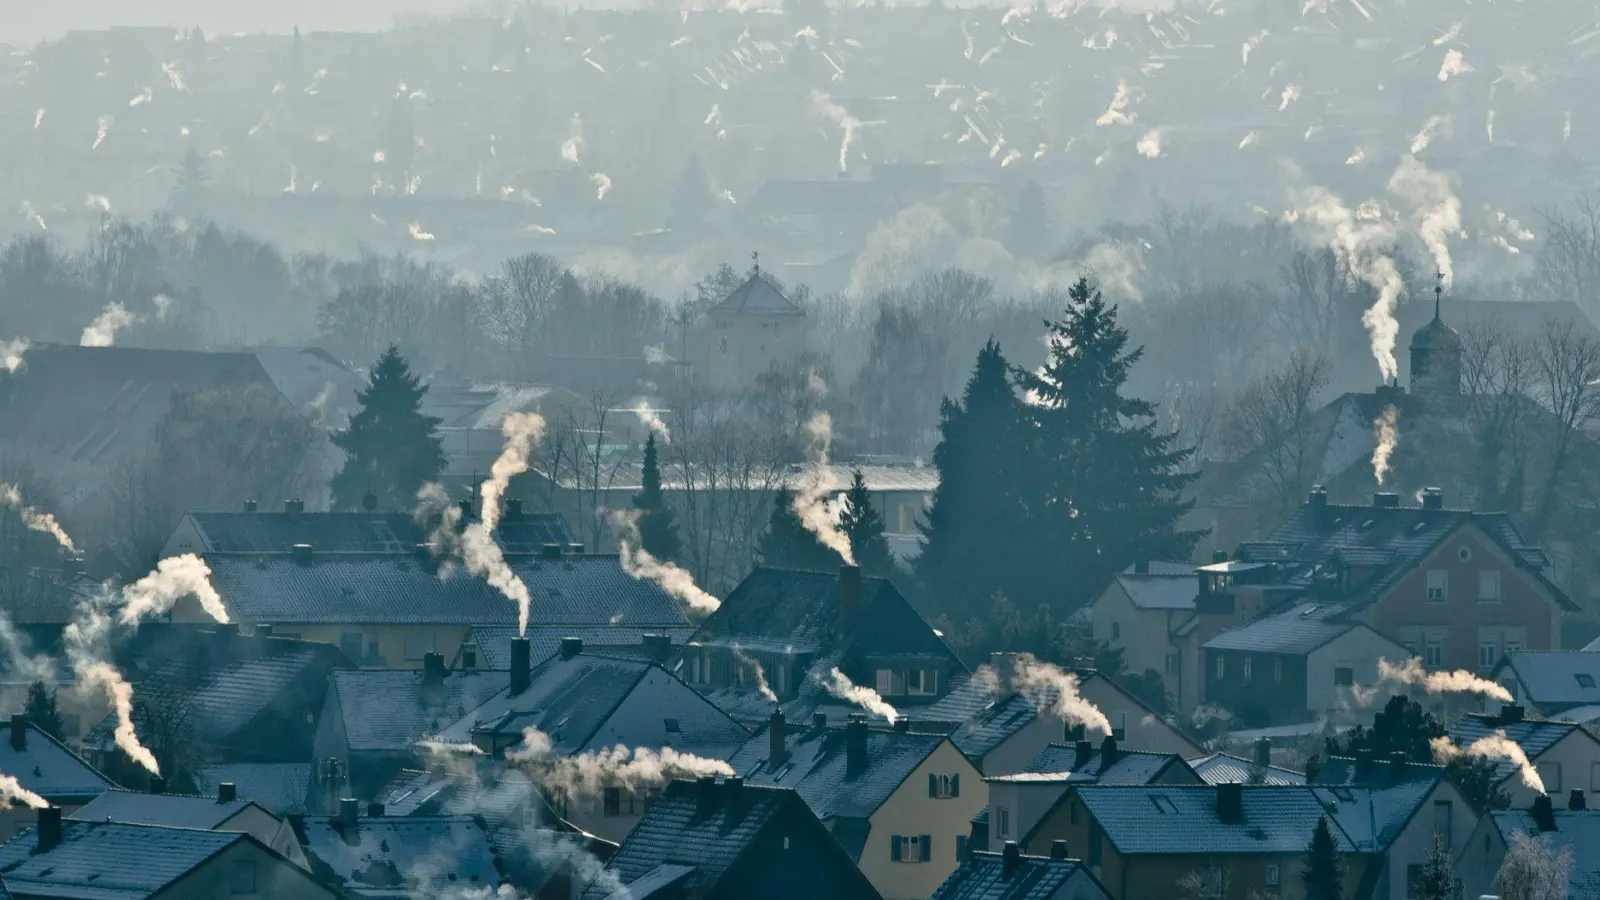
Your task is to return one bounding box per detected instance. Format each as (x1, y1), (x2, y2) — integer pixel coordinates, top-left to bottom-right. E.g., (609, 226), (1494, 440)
(854, 303), (947, 455)
(1325, 695), (1510, 811)
(632, 434), (682, 561)
(1220, 350), (1331, 522)
(757, 488), (839, 571)
(330, 346), (446, 512)
(24, 681), (64, 741)
(839, 469), (892, 575)
(1013, 277), (1203, 614)
(1495, 832), (1574, 900)
(1414, 834), (1462, 900)
(916, 340), (1029, 622)
(1303, 816), (1346, 900)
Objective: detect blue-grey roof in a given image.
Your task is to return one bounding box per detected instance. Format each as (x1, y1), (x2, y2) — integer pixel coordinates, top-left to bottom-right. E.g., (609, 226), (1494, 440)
(1491, 810), (1600, 899)
(1112, 575), (1197, 611)
(1020, 746), (1188, 784)
(600, 863), (697, 900)
(376, 770), (455, 817)
(0, 820), (247, 899)
(945, 694), (1041, 760)
(921, 669), (1146, 763)
(1307, 757), (1449, 852)
(1496, 652), (1600, 710)
(1189, 753), (1306, 786)
(193, 764), (312, 816)
(207, 553), (690, 627)
(330, 668), (511, 752)
(0, 723), (115, 801)
(460, 625), (695, 670)
(300, 815), (500, 899)
(1449, 713), (1590, 783)
(183, 510), (572, 554)
(1074, 785), (1359, 855)
(1202, 604), (1366, 655)
(931, 851), (1108, 900)
(710, 273), (804, 316)
(70, 789), (261, 831)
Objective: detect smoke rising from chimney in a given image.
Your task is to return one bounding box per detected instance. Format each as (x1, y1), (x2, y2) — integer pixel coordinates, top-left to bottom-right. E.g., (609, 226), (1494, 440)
(606, 509), (720, 615)
(1012, 654), (1113, 736)
(508, 727), (733, 797)
(0, 338), (26, 373)
(0, 483), (78, 554)
(818, 667), (899, 723)
(117, 554), (229, 625)
(0, 775), (47, 810)
(1372, 405), (1399, 485)
(1388, 155), (1461, 287)
(733, 648), (778, 703)
(65, 594), (160, 775)
(792, 412), (855, 567)
(632, 401), (670, 443)
(79, 301), (137, 347)
(1370, 657), (1513, 702)
(1431, 732), (1544, 793)
(1295, 186), (1405, 380)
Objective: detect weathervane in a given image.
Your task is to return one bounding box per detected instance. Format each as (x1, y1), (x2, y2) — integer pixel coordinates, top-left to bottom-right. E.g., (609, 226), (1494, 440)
(1434, 269), (1444, 320)
(751, 250), (760, 276)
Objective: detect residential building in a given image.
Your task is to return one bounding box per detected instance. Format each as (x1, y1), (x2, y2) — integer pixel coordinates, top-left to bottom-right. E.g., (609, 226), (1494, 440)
(930, 843), (1112, 900)
(702, 267), (806, 391)
(1456, 796), (1600, 900)
(175, 546), (688, 669)
(0, 809), (334, 900)
(578, 777), (883, 900)
(1489, 651), (1600, 720)
(0, 571), (110, 743)
(425, 637), (750, 843)
(1448, 706), (1600, 808)
(1021, 784), (1378, 900)
(728, 712), (986, 900)
(193, 764), (314, 817)
(0, 716), (116, 838)
(298, 802), (503, 899)
(68, 785), (308, 868)
(920, 653), (1202, 776)
(1086, 570), (1198, 709)
(680, 565), (966, 725)
(451, 624), (696, 671)
(161, 504), (574, 559)
(1189, 743), (1307, 786)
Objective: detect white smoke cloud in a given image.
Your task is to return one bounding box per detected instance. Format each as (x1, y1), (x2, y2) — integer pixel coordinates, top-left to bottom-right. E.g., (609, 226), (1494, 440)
(791, 412), (855, 566)
(1431, 732), (1543, 793)
(79, 302), (136, 347)
(0, 482), (78, 553)
(129, 87), (154, 107)
(591, 173), (612, 201)
(32, 109), (43, 129)
(508, 727), (733, 797)
(560, 114), (584, 163)
(632, 401), (670, 443)
(1279, 84), (1301, 111)
(480, 413), (545, 531)
(1012, 654), (1113, 735)
(1372, 405), (1399, 485)
(810, 90), (872, 174)
(1410, 115), (1449, 154)
(1241, 30), (1267, 65)
(734, 649), (778, 703)
(409, 222), (436, 242)
(1136, 128), (1165, 158)
(1374, 657), (1513, 702)
(1238, 130), (1260, 149)
(1388, 155), (1461, 286)
(1293, 186), (1405, 380)
(643, 344), (673, 365)
(92, 116), (111, 150)
(0, 775), (46, 810)
(606, 509), (719, 615)
(1095, 80), (1138, 126)
(819, 667), (899, 722)
(1437, 49), (1472, 82)
(119, 554), (229, 625)
(65, 593), (159, 775)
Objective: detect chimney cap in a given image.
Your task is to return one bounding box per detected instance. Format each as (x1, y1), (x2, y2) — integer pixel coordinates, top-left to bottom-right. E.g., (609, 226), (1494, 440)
(1571, 789), (1588, 811)
(1049, 840), (1069, 861)
(558, 636), (583, 659)
(1532, 793), (1557, 831)
(1002, 841), (1022, 876)
(217, 782), (237, 803)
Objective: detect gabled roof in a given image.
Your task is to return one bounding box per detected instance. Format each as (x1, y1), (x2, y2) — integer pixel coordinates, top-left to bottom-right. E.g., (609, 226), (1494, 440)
(1110, 574), (1197, 611)
(459, 625), (695, 670)
(193, 764), (312, 816)
(1494, 652), (1600, 710)
(207, 553), (690, 627)
(1449, 713), (1593, 783)
(181, 509), (573, 554)
(1308, 757), (1450, 852)
(0, 820), (249, 899)
(1490, 810), (1600, 899)
(1202, 604), (1391, 656)
(1020, 745), (1190, 785)
(330, 668), (511, 752)
(70, 789), (263, 831)
(1074, 785), (1360, 856)
(299, 814), (500, 899)
(930, 850), (1108, 900)
(1189, 753), (1306, 786)
(710, 272), (804, 316)
(0, 721), (116, 801)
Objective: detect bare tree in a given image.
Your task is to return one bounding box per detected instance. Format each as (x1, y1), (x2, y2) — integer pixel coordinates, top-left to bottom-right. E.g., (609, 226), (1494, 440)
(1459, 320), (1536, 513)
(1495, 832), (1573, 900)
(539, 390), (635, 551)
(1177, 866), (1233, 900)
(1274, 247), (1364, 359)
(1527, 316), (1600, 533)
(1220, 351), (1332, 518)
(1532, 194), (1600, 320)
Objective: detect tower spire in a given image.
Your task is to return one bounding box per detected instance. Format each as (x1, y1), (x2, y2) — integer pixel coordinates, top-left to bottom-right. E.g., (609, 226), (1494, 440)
(1434, 270), (1444, 322)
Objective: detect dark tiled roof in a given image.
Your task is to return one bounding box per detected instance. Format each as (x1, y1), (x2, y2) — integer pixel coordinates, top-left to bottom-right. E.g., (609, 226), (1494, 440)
(1497, 652), (1600, 709)
(1202, 604), (1369, 655)
(193, 764), (312, 816)
(728, 722), (947, 829)
(946, 694), (1043, 760)
(460, 626), (695, 670)
(0, 723), (116, 800)
(1074, 785), (1359, 855)
(1308, 757), (1449, 852)
(207, 553), (690, 627)
(1020, 746), (1189, 784)
(1449, 714), (1590, 783)
(185, 510), (572, 554)
(1112, 575), (1197, 611)
(0, 820), (246, 898)
(331, 668), (511, 752)
(1189, 753), (1306, 786)
(375, 770), (455, 817)
(930, 851), (1106, 900)
(300, 815), (500, 899)
(70, 789), (260, 830)
(710, 273), (804, 316)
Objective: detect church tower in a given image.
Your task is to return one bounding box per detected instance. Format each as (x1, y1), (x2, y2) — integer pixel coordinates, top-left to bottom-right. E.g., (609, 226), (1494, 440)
(704, 253), (807, 391)
(1408, 273), (1462, 397)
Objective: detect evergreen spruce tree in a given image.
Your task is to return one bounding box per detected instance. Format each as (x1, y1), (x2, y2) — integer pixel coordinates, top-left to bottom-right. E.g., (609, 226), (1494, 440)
(1414, 834), (1463, 900)
(23, 681), (63, 741)
(916, 340), (1028, 621)
(330, 346), (446, 511)
(757, 488), (839, 571)
(632, 434), (682, 560)
(839, 469), (892, 575)
(172, 146), (208, 207)
(1013, 277), (1203, 614)
(1303, 816), (1346, 900)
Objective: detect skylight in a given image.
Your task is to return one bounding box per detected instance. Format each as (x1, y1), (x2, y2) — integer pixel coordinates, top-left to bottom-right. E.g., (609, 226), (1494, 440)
(1576, 674), (1596, 689)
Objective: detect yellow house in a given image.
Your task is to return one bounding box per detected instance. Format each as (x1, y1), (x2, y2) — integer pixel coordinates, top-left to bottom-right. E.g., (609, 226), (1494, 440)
(729, 712), (988, 900)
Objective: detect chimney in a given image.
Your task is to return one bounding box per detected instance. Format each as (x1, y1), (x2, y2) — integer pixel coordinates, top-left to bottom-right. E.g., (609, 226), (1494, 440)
(1216, 783), (1244, 823)
(723, 776), (745, 820)
(837, 565), (862, 635)
(339, 797), (359, 828)
(1050, 840), (1069, 861)
(1065, 723), (1086, 742)
(696, 776), (720, 818)
(1531, 793), (1556, 832)
(242, 499), (258, 513)
(769, 710), (787, 765)
(1133, 559), (1149, 575)
(35, 806), (61, 853)
(559, 636), (583, 660)
(641, 634), (672, 664)
(1390, 753), (1407, 782)
(255, 624), (273, 637)
(1372, 492), (1400, 508)
(539, 543), (563, 559)
(894, 717), (910, 733)
(1571, 789), (1588, 811)
(367, 802), (385, 817)
(149, 775), (166, 794)
(1354, 749), (1374, 778)
(458, 499), (473, 522)
(291, 543), (313, 565)
(1310, 486), (1330, 526)
(811, 712), (828, 732)
(845, 715), (869, 778)
(510, 638), (531, 696)
(567, 543), (585, 555)
(1253, 738), (1271, 770)
(990, 652), (1020, 694)
(217, 782), (236, 803)
(1502, 704), (1525, 724)
(1099, 735), (1119, 771)
(10, 714), (26, 751)
(422, 652), (446, 688)
(1211, 549), (1228, 564)
(461, 648), (477, 669)
(1421, 487), (1444, 511)
(284, 498), (304, 517)
(1074, 740), (1094, 770)
(1002, 841), (1022, 877)
(505, 498), (523, 521)
(1305, 755), (1323, 781)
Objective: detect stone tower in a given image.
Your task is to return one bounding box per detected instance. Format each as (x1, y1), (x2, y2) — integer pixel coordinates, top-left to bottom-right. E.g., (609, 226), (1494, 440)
(1408, 273), (1462, 397)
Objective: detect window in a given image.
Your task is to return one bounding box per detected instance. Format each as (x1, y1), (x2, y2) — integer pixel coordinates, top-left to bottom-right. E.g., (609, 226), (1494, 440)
(1479, 635), (1499, 670)
(996, 808), (1010, 839)
(1577, 674), (1596, 689)
(1334, 667), (1354, 687)
(891, 835), (931, 863)
(928, 774), (960, 799)
(229, 860), (257, 895)
(1265, 863), (1280, 887)
(876, 669), (894, 695)
(907, 669), (937, 696)
(1458, 546), (1472, 563)
(1114, 712), (1127, 742)
(1215, 656), (1225, 679)
(1165, 653), (1179, 676)
(1425, 637), (1444, 669)
(1537, 763), (1562, 794)
(1111, 621), (1121, 641)
(403, 632), (436, 661)
(1479, 570), (1502, 602)
(664, 719), (681, 733)
(1426, 571), (1448, 603)
(603, 787), (621, 816)
(1243, 656), (1253, 682)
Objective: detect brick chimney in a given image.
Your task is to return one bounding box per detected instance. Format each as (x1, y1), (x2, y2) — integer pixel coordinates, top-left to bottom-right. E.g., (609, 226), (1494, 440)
(339, 797), (360, 830)
(284, 498), (304, 517)
(1421, 487), (1444, 510)
(1099, 735), (1119, 771)
(35, 806), (61, 853)
(510, 638), (532, 696)
(695, 776), (720, 818)
(291, 543), (313, 565)
(1050, 840), (1069, 860)
(769, 710), (787, 765)
(217, 782), (236, 803)
(1215, 783), (1243, 823)
(641, 634), (672, 664)
(1253, 738), (1271, 770)
(845, 715), (869, 778)
(837, 565), (862, 636)
(1372, 492), (1400, 508)
(1002, 841), (1021, 877)
(10, 714), (26, 751)
(1531, 793), (1556, 832)
(1501, 705), (1525, 725)
(559, 637), (583, 660)
(1571, 789), (1587, 811)
(149, 775), (166, 794)
(1074, 740), (1094, 770)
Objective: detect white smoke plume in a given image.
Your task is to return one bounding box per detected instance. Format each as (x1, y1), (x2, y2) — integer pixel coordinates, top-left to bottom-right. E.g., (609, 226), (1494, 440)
(606, 509), (720, 615)
(1431, 732), (1544, 793)
(0, 611), (57, 686)
(1346, 147), (1365, 165)
(1564, 111), (1573, 144)
(591, 173), (612, 201)
(791, 412), (855, 566)
(32, 109), (43, 129)
(86, 195), (112, 214)
(1279, 84), (1301, 111)
(1190, 704), (1234, 728)
(443, 413), (546, 634)
(733, 649), (778, 703)
(92, 116), (111, 150)
(1410, 115), (1449, 154)
(119, 554), (229, 625)
(508, 727), (733, 797)
(0, 483), (77, 553)
(1241, 29), (1267, 65)
(643, 344), (673, 365)
(819, 667), (900, 723)
(1388, 155), (1461, 286)
(65, 593), (159, 775)
(1239, 131), (1260, 149)
(1372, 405), (1399, 485)
(1294, 186), (1405, 379)
(480, 413), (545, 530)
(560, 114), (584, 163)
(1136, 128), (1165, 158)
(129, 87), (153, 107)
(0, 775), (46, 810)
(632, 401), (670, 443)
(1437, 49), (1472, 81)
(1096, 80), (1137, 126)
(409, 222), (435, 242)
(1012, 653), (1113, 735)
(810, 90), (865, 174)
(1375, 657), (1513, 702)
(79, 302), (136, 347)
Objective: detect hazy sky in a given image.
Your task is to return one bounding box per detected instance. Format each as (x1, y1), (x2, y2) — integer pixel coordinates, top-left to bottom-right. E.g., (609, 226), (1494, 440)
(0, 0), (481, 45)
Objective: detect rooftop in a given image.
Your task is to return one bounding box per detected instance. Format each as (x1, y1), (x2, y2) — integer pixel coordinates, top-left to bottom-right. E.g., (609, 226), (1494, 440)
(69, 789), (261, 831)
(330, 668), (512, 752)
(458, 625), (695, 670)
(930, 850), (1106, 900)
(1189, 753), (1306, 786)
(1495, 652), (1600, 710)
(1074, 785), (1360, 856)
(1021, 744), (1190, 785)
(1202, 604), (1379, 656)
(1491, 809), (1600, 899)
(299, 815), (500, 899)
(192, 764), (312, 816)
(1449, 713), (1590, 783)
(1109, 574), (1197, 611)
(710, 272), (805, 316)
(180, 508), (573, 554)
(0, 820), (248, 899)
(0, 720), (116, 801)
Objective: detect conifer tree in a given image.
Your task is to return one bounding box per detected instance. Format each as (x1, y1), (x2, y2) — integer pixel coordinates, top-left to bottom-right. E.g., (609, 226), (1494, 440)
(331, 346), (446, 511)
(1415, 834), (1463, 900)
(632, 434), (682, 560)
(839, 469), (892, 574)
(24, 681), (63, 741)
(1303, 816), (1346, 900)
(757, 488), (838, 571)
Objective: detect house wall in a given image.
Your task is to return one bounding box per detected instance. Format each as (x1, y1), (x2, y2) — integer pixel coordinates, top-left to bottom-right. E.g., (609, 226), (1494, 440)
(1381, 779), (1476, 900)
(219, 808), (310, 869)
(161, 515), (208, 559)
(1454, 815), (1510, 900)
(171, 596), (472, 670)
(706, 313), (803, 392)
(858, 740), (988, 900)
(987, 780), (1070, 847)
(713, 804), (883, 900)
(1090, 584), (1185, 705)
(1360, 527), (1563, 673)
(984, 714), (1069, 778)
(154, 838), (341, 899)
(1204, 651), (1307, 724)
(1078, 678), (1202, 758)
(1504, 729), (1600, 809)
(1306, 629), (1411, 719)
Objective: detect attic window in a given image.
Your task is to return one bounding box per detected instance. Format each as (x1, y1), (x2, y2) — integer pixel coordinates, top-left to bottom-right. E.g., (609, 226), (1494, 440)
(1299, 605), (1320, 617)
(1458, 547), (1472, 563)
(664, 718), (681, 733)
(1577, 674), (1596, 689)
(1149, 796), (1179, 814)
